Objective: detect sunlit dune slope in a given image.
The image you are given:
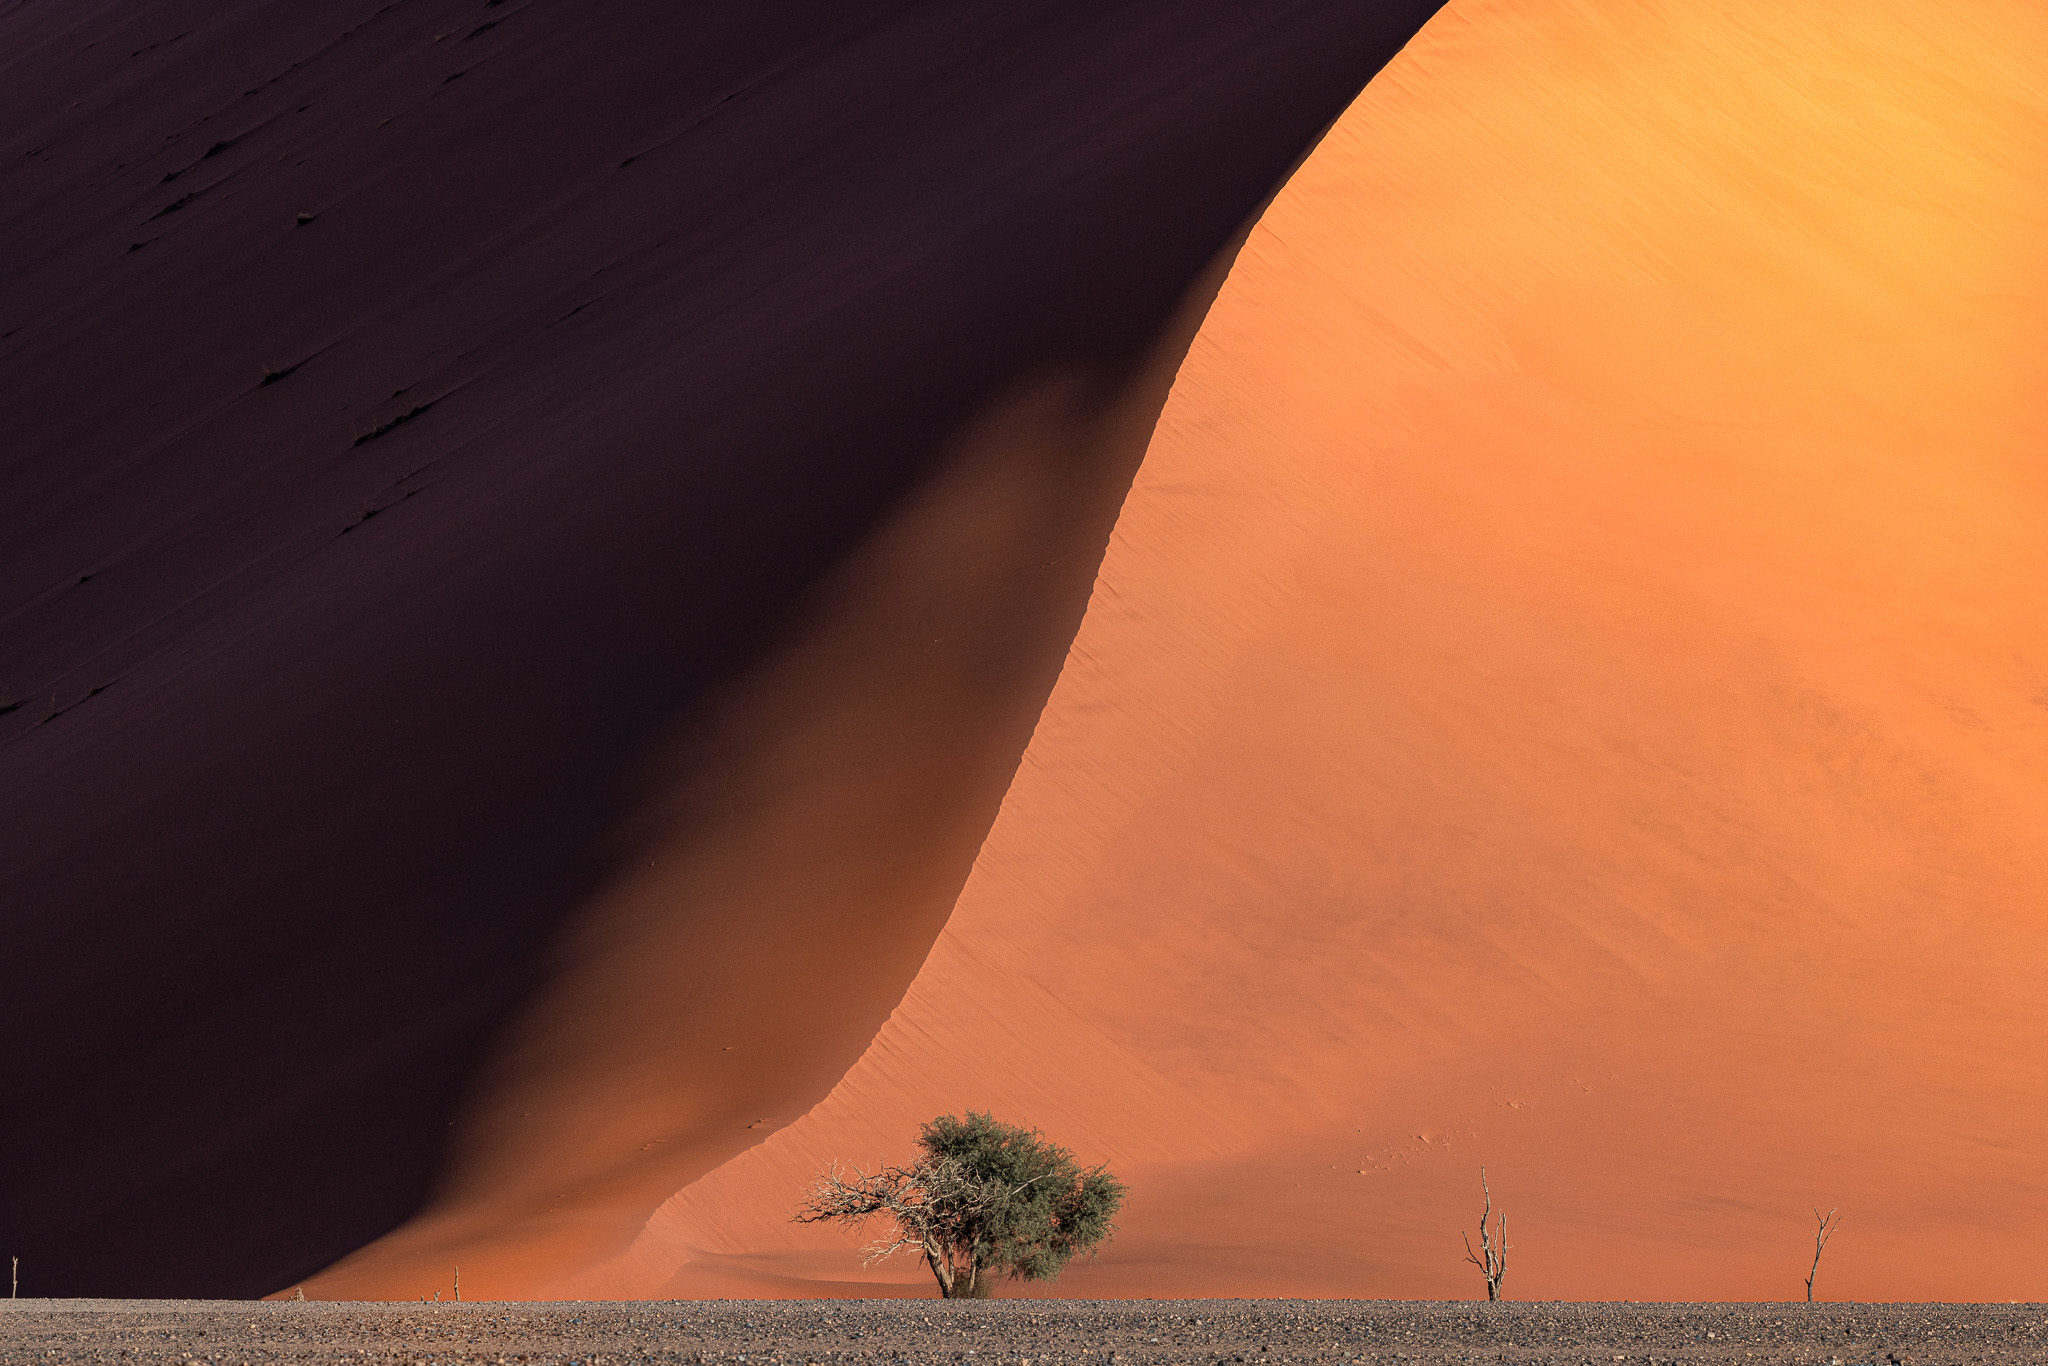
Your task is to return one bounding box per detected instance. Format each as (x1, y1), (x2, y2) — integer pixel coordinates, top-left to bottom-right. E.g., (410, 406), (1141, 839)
(0, 1), (1439, 1298)
(601, 0), (2048, 1302)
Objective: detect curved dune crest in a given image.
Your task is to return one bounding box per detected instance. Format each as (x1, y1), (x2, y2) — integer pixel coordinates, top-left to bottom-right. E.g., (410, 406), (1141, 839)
(609, 0), (2048, 1301)
(0, 0), (1440, 1298)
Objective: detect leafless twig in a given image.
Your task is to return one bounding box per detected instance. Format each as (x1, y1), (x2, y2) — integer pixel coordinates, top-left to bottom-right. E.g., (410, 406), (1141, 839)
(795, 1156), (1049, 1297)
(1805, 1206), (1840, 1303)
(795, 1157), (985, 1294)
(1462, 1167), (1508, 1301)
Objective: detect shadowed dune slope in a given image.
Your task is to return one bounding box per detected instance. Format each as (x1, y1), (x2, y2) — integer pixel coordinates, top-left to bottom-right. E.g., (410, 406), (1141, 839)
(605, 0), (2048, 1302)
(0, 0), (1443, 1298)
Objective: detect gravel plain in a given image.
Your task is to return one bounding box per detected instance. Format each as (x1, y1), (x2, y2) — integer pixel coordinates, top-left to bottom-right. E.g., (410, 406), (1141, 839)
(3, 1299), (2044, 1366)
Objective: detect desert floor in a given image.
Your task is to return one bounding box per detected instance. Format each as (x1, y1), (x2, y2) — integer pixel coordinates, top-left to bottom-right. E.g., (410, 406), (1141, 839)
(2, 1299), (2042, 1365)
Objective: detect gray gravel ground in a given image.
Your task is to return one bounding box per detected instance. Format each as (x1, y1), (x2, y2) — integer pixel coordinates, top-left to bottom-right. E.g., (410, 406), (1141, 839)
(3, 1299), (2044, 1366)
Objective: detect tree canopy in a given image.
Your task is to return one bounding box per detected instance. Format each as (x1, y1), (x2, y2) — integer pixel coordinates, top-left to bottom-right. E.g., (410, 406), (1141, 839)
(794, 1111), (1125, 1298)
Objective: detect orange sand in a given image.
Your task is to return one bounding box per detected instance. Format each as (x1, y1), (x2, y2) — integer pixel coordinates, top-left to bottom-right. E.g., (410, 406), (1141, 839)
(561, 0), (2048, 1302)
(294, 250), (1249, 1302)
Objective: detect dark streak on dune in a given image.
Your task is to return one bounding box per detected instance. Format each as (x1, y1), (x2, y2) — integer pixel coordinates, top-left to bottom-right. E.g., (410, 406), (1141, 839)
(0, 0), (1441, 1298)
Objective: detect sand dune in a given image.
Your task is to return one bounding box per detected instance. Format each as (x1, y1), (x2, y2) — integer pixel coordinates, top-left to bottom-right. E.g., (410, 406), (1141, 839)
(590, 0), (2048, 1302)
(0, 0), (1438, 1297)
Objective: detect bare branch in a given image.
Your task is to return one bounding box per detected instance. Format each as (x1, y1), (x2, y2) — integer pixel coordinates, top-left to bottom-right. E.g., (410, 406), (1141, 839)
(1462, 1167), (1507, 1301)
(794, 1154), (1032, 1293)
(1804, 1206), (1840, 1303)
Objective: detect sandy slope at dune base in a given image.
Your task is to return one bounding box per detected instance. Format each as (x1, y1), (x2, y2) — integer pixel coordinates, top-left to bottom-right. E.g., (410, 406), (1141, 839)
(562, 0), (2048, 1303)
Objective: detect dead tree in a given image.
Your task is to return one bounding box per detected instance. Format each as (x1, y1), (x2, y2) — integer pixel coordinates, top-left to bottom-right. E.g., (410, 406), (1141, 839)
(1462, 1167), (1508, 1301)
(1805, 1206), (1840, 1303)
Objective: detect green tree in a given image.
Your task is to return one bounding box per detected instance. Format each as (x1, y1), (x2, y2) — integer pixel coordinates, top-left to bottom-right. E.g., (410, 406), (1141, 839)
(794, 1111), (1125, 1298)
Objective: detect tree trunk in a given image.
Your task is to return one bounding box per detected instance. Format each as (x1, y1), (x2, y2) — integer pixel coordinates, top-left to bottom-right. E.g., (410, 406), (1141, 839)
(924, 1242), (955, 1298)
(929, 1253), (995, 1298)
(955, 1261), (996, 1299)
